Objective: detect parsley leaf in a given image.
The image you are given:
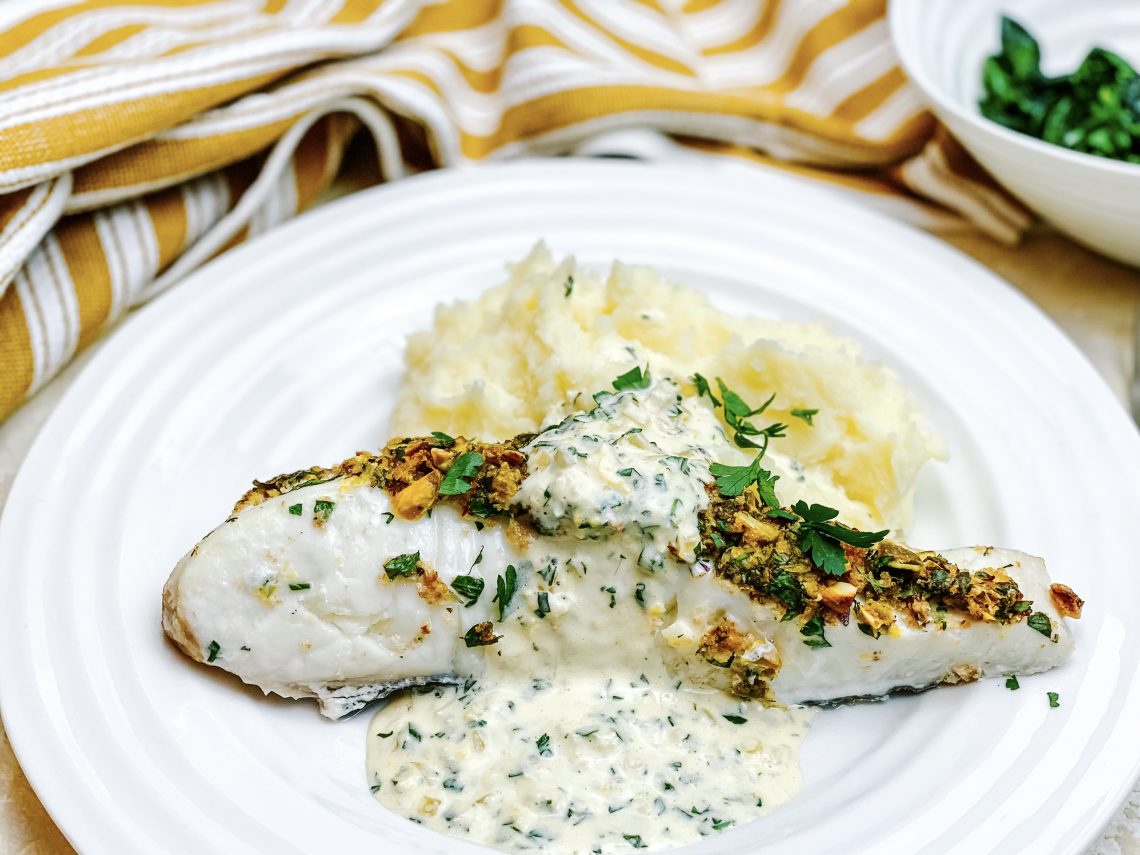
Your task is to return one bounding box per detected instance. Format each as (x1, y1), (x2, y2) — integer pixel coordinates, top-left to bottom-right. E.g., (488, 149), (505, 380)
(800, 613), (832, 649)
(1027, 611), (1054, 639)
(791, 500), (887, 575)
(691, 373), (720, 406)
(493, 565), (518, 620)
(1047, 691), (1060, 708)
(383, 551), (420, 579)
(288, 503), (302, 516)
(430, 431), (456, 447)
(536, 733), (552, 756)
(722, 714), (747, 724)
(799, 528), (848, 576)
(1005, 675), (1020, 690)
(564, 275), (574, 297)
(206, 640), (221, 662)
(613, 365), (651, 392)
(623, 834), (648, 849)
(709, 455), (779, 504)
(439, 451), (483, 495)
(790, 408), (819, 425)
(451, 575), (484, 607)
(288, 582), (311, 591)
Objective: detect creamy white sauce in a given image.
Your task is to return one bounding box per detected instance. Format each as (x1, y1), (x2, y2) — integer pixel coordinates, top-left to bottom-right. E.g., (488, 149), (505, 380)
(366, 379), (813, 853)
(514, 379), (725, 566)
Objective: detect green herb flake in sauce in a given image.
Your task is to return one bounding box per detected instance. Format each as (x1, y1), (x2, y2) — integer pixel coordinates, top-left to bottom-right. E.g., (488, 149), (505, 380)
(535, 591), (551, 618)
(612, 365), (651, 392)
(451, 575), (484, 607)
(288, 582), (311, 591)
(381, 512), (394, 524)
(564, 275), (574, 297)
(1048, 691), (1061, 708)
(623, 834), (648, 849)
(493, 565), (518, 620)
(287, 503), (302, 516)
(408, 724), (422, 741)
(384, 551), (421, 579)
(206, 640), (221, 662)
(439, 451), (484, 496)
(536, 733), (552, 756)
(1006, 676), (1020, 690)
(722, 714), (747, 724)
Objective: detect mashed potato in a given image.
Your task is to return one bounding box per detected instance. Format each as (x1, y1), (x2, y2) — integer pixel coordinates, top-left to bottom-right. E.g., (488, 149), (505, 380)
(390, 245), (945, 531)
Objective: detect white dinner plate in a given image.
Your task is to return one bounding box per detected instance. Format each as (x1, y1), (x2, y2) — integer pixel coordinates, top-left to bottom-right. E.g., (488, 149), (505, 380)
(2, 160), (1139, 855)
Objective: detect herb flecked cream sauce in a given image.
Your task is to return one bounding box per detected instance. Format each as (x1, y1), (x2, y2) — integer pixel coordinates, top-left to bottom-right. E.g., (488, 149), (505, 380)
(366, 380), (816, 853)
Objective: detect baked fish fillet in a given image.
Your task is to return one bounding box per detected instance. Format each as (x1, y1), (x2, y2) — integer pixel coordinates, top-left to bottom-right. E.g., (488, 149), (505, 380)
(163, 384), (1082, 718)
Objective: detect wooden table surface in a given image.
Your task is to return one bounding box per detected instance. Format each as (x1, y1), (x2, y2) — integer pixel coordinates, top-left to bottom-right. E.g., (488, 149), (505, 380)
(1, 227), (1138, 854)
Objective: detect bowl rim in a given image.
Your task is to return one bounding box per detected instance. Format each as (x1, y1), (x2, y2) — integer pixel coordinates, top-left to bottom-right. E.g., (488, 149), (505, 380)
(887, 0), (1140, 179)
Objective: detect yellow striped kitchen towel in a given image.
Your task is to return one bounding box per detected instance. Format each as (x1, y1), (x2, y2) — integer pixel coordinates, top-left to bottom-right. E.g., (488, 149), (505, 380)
(0, 0), (1030, 422)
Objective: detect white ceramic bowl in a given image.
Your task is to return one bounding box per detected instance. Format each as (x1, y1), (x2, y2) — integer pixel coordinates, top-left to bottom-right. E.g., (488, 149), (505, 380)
(890, 0), (1140, 267)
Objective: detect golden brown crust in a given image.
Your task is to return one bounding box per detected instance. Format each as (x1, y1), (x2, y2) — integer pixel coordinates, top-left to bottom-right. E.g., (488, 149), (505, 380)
(1049, 583), (1084, 618)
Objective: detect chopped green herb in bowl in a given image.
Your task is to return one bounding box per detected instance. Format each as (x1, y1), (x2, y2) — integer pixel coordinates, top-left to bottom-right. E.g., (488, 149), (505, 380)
(980, 16), (1140, 163)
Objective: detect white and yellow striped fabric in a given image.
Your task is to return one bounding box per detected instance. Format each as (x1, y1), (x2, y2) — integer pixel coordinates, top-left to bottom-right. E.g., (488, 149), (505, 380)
(0, 0), (1031, 422)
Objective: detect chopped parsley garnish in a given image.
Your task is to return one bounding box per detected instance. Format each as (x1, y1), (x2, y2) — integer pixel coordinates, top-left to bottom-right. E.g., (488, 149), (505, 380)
(691, 372), (720, 406)
(1027, 611), (1053, 639)
(493, 565), (518, 620)
(980, 17), (1140, 164)
(634, 582), (646, 607)
(287, 503), (302, 516)
(623, 834), (647, 849)
(601, 586), (617, 608)
(381, 512), (394, 524)
(536, 733), (552, 756)
(430, 430), (456, 447)
(451, 575), (484, 607)
(313, 499), (335, 525)
(408, 724), (422, 741)
(1005, 676), (1020, 690)
(564, 275), (574, 297)
(206, 640), (221, 662)
(470, 546), (484, 568)
(617, 467), (640, 478)
(792, 500), (888, 576)
(439, 451), (483, 496)
(612, 365), (651, 392)
(383, 551), (420, 579)
(709, 455), (779, 506)
(442, 777), (463, 791)
(722, 714), (747, 724)
(800, 613), (832, 648)
(463, 621), (500, 648)
(535, 591), (551, 618)
(376, 731), (393, 738)
(790, 407), (818, 425)
(1047, 691), (1060, 708)
(712, 819), (734, 831)
(288, 582), (311, 591)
